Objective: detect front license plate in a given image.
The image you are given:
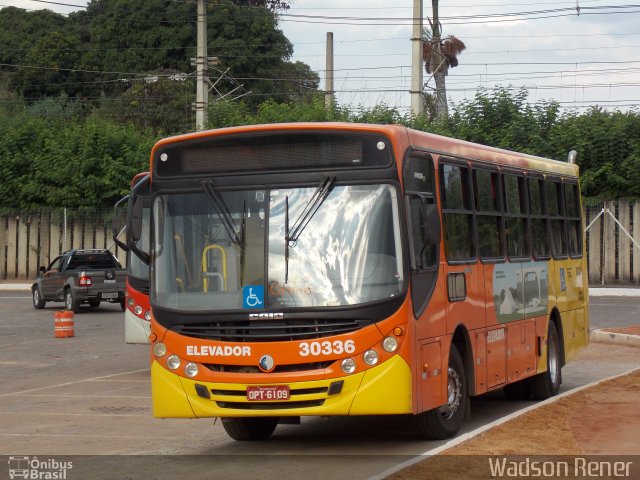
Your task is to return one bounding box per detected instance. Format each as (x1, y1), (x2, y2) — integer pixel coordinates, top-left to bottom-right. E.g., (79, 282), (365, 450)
(101, 292), (119, 299)
(246, 385), (290, 402)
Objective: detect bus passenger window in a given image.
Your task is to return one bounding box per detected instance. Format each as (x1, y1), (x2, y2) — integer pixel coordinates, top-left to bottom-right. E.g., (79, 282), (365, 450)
(546, 180), (567, 258)
(565, 183), (582, 258)
(503, 173), (529, 259)
(473, 169), (503, 260)
(528, 177), (550, 259)
(440, 163), (475, 262)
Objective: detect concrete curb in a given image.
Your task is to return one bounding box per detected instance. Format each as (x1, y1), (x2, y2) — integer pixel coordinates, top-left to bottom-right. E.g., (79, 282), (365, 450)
(0, 283), (31, 291)
(590, 329), (640, 347)
(370, 365), (640, 480)
(589, 288), (640, 297)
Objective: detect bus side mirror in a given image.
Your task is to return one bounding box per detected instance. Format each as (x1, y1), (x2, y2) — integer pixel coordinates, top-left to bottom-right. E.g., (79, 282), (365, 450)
(130, 196), (143, 242)
(112, 194), (129, 252)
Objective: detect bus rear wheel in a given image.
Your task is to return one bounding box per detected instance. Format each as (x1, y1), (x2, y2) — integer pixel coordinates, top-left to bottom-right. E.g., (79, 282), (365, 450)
(221, 417), (278, 441)
(414, 345), (467, 440)
(530, 320), (562, 400)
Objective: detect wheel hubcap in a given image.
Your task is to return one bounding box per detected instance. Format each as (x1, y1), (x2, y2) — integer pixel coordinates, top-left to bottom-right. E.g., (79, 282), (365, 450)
(34, 290), (39, 304)
(439, 366), (461, 420)
(548, 335), (558, 385)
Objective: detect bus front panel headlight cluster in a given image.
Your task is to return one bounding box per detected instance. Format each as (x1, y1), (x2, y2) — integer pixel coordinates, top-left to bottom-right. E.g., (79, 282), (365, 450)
(166, 354), (181, 370)
(153, 342), (167, 358)
(382, 336), (399, 353)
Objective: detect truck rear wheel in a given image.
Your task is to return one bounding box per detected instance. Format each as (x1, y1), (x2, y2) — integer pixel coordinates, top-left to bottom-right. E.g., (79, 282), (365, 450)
(32, 287), (46, 309)
(221, 417), (278, 441)
(65, 289), (79, 313)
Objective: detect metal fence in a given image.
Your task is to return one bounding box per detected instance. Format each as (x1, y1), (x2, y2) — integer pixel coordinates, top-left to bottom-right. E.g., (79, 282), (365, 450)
(2, 202), (640, 285)
(585, 201), (640, 287)
(0, 209), (126, 281)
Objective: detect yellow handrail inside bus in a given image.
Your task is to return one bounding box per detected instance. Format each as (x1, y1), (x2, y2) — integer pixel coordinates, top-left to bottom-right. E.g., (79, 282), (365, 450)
(202, 244), (227, 292)
(174, 235), (194, 287)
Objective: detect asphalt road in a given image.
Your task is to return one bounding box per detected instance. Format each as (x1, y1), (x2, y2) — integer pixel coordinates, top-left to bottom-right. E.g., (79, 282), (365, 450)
(0, 294), (638, 480)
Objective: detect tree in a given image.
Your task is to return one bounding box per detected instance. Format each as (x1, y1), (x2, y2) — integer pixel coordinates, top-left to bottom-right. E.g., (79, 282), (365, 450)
(9, 32), (87, 99)
(422, 0), (466, 118)
(2, 1), (318, 108)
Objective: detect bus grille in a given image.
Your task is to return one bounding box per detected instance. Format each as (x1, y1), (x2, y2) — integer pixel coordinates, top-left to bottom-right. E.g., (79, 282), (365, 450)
(172, 318), (367, 342)
(204, 361), (333, 374)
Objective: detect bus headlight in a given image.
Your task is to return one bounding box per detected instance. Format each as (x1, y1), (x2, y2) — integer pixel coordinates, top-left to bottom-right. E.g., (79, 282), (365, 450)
(341, 358), (356, 374)
(127, 298), (135, 307)
(166, 354), (181, 370)
(185, 362), (199, 378)
(144, 311), (152, 321)
(153, 342), (166, 358)
(363, 350), (379, 366)
(134, 305), (143, 316)
(382, 336), (398, 353)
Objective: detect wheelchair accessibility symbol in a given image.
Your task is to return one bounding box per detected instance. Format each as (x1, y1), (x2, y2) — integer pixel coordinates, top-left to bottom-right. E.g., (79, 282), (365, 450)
(243, 286), (264, 309)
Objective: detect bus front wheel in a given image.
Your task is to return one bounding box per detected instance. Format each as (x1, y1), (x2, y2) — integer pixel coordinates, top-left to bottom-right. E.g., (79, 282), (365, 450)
(414, 345), (467, 440)
(221, 417), (278, 441)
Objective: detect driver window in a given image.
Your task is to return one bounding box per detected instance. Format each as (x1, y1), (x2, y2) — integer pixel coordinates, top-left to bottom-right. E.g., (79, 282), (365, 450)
(47, 257), (63, 272)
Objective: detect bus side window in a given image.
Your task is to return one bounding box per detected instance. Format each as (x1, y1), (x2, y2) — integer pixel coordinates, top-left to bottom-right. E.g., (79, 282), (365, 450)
(440, 162), (475, 262)
(564, 182), (582, 258)
(545, 180), (567, 258)
(528, 177), (551, 259)
(473, 168), (503, 260)
(503, 173), (530, 259)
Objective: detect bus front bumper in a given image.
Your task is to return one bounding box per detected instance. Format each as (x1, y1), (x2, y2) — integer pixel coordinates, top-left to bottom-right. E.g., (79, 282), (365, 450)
(151, 355), (413, 418)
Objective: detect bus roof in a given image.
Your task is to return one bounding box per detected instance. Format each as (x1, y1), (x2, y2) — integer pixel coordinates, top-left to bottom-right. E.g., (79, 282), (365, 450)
(151, 123), (578, 178)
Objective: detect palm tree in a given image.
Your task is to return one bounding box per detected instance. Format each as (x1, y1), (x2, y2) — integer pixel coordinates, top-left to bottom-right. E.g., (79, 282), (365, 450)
(422, 1), (466, 118)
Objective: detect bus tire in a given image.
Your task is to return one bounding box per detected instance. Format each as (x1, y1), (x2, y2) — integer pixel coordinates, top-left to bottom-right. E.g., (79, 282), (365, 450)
(221, 417), (278, 441)
(414, 345), (467, 440)
(65, 289), (80, 313)
(529, 320), (562, 400)
(120, 298), (126, 312)
(32, 286), (46, 309)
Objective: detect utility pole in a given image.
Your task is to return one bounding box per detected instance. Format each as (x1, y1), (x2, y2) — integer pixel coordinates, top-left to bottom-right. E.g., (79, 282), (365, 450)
(410, 0), (424, 116)
(325, 32), (334, 109)
(194, 0), (208, 131)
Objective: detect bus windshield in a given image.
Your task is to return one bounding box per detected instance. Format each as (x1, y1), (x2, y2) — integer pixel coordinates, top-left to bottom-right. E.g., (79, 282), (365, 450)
(152, 183), (404, 311)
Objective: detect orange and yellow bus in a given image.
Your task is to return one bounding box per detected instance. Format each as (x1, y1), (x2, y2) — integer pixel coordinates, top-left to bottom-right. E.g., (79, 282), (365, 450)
(114, 172), (151, 344)
(128, 123), (588, 441)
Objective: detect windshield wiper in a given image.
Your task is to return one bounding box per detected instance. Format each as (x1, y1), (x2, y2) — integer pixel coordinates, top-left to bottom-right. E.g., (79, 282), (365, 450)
(202, 180), (248, 286)
(202, 180), (241, 246)
(284, 176), (336, 283)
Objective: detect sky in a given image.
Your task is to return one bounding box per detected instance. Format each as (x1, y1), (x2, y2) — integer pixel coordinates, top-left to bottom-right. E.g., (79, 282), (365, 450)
(5, 0), (640, 114)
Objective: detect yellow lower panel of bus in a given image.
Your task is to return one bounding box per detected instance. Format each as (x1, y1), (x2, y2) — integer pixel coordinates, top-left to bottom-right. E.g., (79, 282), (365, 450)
(151, 356), (412, 419)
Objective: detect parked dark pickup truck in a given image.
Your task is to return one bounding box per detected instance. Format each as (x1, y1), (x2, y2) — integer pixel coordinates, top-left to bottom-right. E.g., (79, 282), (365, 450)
(32, 249), (126, 312)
